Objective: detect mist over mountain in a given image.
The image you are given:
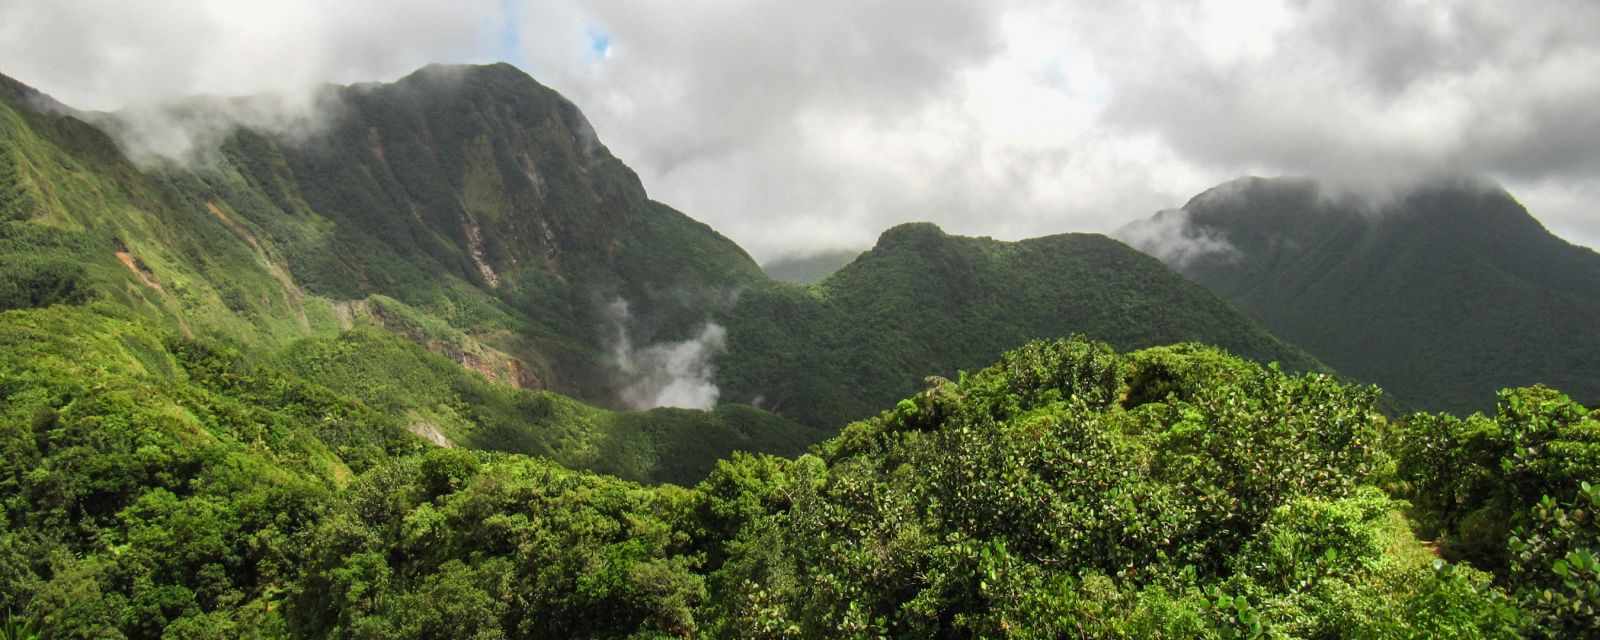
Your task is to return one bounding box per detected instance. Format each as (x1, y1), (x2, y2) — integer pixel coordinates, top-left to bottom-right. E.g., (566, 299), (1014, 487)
(761, 248), (862, 285)
(1120, 175), (1600, 413)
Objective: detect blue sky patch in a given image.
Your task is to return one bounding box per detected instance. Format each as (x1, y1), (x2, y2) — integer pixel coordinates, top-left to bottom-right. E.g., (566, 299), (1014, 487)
(587, 27), (612, 60)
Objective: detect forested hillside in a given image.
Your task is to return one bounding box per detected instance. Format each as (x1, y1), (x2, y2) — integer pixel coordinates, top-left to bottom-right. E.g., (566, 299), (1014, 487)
(717, 222), (1322, 428)
(1120, 176), (1600, 414)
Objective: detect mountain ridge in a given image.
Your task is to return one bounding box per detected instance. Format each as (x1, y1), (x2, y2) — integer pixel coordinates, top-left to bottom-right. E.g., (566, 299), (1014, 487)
(2, 62), (1328, 435)
(715, 220), (1326, 427)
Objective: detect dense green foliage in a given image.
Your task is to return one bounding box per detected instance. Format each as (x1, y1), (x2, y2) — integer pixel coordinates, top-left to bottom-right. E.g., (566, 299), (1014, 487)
(0, 304), (418, 638)
(693, 340), (1523, 637)
(8, 322), (1586, 637)
(0, 302), (812, 636)
(717, 223), (1324, 428)
(1125, 176), (1600, 414)
(1395, 387), (1600, 636)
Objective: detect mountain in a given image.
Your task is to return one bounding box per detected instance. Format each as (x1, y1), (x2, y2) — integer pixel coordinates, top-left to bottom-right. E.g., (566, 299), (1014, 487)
(2, 63), (761, 400)
(1119, 176), (1600, 413)
(716, 222), (1324, 427)
(0, 64), (811, 483)
(761, 248), (861, 284)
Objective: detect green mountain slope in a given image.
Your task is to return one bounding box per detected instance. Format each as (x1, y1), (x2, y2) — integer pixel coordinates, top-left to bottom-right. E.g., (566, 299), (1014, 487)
(1, 64), (761, 401)
(271, 322), (821, 485)
(716, 222), (1324, 427)
(1120, 176), (1600, 413)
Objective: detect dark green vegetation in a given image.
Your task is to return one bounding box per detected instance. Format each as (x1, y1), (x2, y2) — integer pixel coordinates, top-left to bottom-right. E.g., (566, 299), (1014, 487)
(716, 222), (1322, 428)
(0, 300), (811, 635)
(4, 63), (764, 400)
(5, 328), (1594, 637)
(1122, 176), (1600, 415)
(761, 248), (862, 284)
(1397, 388), (1600, 635)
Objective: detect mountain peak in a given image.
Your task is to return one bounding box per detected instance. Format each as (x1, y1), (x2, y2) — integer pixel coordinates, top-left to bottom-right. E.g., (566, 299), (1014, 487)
(1183, 174), (1588, 265)
(874, 222), (948, 248)
(394, 61), (544, 90)
(1183, 175), (1318, 211)
(360, 62), (610, 166)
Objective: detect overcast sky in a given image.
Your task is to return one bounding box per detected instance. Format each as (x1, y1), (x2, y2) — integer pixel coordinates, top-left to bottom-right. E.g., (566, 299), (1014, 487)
(1, 0), (1596, 259)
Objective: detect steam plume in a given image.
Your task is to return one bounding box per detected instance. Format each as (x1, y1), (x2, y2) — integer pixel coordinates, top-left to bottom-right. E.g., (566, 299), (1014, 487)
(604, 299), (727, 410)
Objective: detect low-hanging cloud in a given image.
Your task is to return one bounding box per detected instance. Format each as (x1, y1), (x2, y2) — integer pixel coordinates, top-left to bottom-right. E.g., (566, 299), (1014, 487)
(1113, 208), (1239, 269)
(0, 0), (499, 169)
(604, 299), (727, 411)
(1085, 0), (1600, 243)
(86, 91), (344, 169)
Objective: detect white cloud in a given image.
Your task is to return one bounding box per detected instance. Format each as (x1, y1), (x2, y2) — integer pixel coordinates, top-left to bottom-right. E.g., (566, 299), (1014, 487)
(1114, 208), (1240, 269)
(1, 0), (1596, 255)
(0, 1), (502, 109)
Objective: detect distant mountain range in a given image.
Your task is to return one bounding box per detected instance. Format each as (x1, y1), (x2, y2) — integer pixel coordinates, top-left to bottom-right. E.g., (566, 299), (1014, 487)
(1119, 176), (1600, 413)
